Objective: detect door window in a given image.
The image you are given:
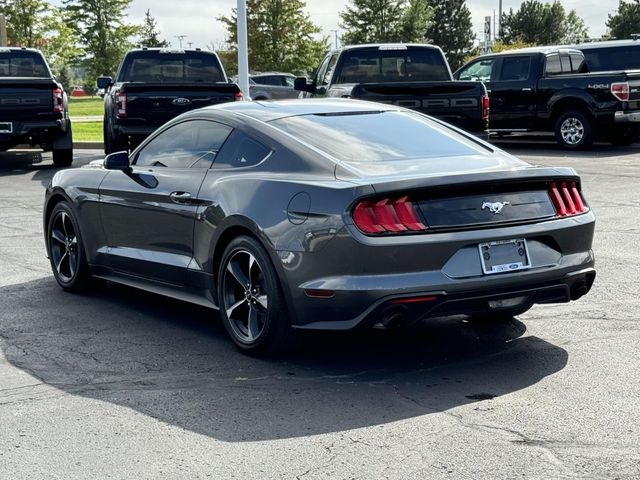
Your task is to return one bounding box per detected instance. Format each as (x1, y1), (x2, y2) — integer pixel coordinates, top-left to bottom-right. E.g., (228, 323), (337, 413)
(457, 59), (494, 82)
(313, 54), (331, 85)
(498, 56), (531, 81)
(321, 53), (339, 86)
(134, 120), (233, 168)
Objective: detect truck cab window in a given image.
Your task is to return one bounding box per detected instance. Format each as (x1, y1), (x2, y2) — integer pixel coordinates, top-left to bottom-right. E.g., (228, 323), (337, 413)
(545, 55), (562, 75)
(499, 56), (531, 81)
(457, 59), (494, 82)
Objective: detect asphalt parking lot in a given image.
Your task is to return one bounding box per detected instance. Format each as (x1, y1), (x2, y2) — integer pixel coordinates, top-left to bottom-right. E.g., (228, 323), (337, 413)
(0, 144), (638, 479)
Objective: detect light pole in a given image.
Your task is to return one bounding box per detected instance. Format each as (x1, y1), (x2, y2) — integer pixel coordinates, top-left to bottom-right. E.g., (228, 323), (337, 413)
(330, 29), (339, 49)
(174, 35), (187, 49)
(237, 0), (250, 97)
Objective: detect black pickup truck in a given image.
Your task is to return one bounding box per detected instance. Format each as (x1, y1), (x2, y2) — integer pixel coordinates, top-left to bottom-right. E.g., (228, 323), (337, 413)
(0, 47), (73, 166)
(98, 48), (243, 153)
(295, 44), (489, 135)
(454, 47), (640, 148)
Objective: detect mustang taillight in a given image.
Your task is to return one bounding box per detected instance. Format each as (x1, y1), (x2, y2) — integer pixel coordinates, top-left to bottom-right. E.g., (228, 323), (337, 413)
(548, 181), (587, 217)
(116, 92), (127, 117)
(353, 196), (427, 234)
(52, 88), (63, 113)
(611, 82), (630, 102)
(481, 94), (490, 121)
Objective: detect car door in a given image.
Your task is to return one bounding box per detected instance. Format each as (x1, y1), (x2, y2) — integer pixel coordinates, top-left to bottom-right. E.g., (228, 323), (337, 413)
(488, 55), (537, 130)
(98, 119), (233, 284)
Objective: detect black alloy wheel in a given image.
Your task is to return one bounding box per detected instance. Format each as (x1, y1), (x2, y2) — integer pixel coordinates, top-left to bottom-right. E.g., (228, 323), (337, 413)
(218, 236), (294, 355)
(48, 202), (91, 291)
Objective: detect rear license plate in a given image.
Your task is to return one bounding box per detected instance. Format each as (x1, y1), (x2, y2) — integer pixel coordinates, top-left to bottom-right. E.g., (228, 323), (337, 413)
(0, 122), (13, 134)
(479, 239), (531, 275)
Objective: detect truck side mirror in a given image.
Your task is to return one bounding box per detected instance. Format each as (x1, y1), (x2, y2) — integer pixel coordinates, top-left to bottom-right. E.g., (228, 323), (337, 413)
(96, 76), (113, 90)
(294, 77), (315, 93)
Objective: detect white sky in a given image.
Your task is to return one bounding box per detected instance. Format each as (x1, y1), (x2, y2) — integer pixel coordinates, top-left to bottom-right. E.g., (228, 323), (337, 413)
(56, 0), (618, 49)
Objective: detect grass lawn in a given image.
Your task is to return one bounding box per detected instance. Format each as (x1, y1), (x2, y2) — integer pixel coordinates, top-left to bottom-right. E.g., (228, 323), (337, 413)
(73, 121), (103, 142)
(68, 96), (104, 117)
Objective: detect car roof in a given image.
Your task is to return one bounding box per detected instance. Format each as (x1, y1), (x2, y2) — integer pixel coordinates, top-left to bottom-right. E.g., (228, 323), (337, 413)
(567, 39), (640, 49)
(251, 72), (295, 77)
(484, 46), (583, 56)
(209, 99), (398, 123)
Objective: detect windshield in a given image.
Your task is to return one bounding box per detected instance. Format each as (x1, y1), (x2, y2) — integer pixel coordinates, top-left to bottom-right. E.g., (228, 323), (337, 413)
(119, 52), (225, 83)
(336, 47), (451, 83)
(0, 51), (49, 78)
(271, 111), (482, 163)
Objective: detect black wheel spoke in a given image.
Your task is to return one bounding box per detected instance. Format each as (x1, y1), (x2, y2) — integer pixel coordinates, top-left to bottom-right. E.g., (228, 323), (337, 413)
(51, 228), (66, 245)
(247, 307), (260, 342)
(68, 251), (77, 278)
(255, 294), (268, 311)
(227, 257), (249, 288)
(226, 298), (246, 319)
(55, 251), (68, 275)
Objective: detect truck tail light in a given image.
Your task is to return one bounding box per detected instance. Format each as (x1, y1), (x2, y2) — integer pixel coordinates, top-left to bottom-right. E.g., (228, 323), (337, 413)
(116, 92), (127, 117)
(352, 196), (427, 234)
(548, 181), (587, 217)
(52, 88), (63, 113)
(611, 82), (630, 102)
(234, 91), (244, 102)
(481, 94), (490, 121)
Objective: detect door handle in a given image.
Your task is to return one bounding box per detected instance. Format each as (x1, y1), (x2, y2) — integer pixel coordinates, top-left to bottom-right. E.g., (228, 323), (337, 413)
(170, 191), (192, 204)
(521, 87), (532, 91)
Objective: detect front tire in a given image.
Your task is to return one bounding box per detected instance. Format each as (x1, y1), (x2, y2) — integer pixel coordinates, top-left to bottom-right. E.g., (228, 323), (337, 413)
(554, 111), (594, 150)
(47, 202), (91, 291)
(217, 235), (294, 355)
(52, 148), (73, 167)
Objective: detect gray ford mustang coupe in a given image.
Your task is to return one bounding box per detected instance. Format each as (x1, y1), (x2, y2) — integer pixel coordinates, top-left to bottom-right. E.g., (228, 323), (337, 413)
(44, 99), (595, 355)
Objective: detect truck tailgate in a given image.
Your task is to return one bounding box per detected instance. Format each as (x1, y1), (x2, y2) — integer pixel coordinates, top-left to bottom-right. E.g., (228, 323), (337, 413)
(121, 83), (240, 125)
(350, 81), (486, 132)
(0, 79), (57, 121)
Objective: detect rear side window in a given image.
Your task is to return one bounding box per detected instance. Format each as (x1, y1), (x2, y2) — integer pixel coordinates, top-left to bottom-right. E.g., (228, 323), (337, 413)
(120, 52), (225, 83)
(582, 46), (640, 71)
(214, 131), (271, 169)
(570, 54), (586, 73)
(545, 55), (562, 75)
(499, 56), (531, 81)
(0, 51), (49, 78)
(135, 120), (232, 168)
(337, 47), (451, 83)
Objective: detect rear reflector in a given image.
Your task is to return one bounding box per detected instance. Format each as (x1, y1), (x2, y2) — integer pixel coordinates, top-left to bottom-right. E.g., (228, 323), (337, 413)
(304, 289), (335, 298)
(548, 181), (587, 217)
(52, 88), (63, 113)
(353, 196), (427, 234)
(611, 82), (630, 102)
(390, 295), (438, 304)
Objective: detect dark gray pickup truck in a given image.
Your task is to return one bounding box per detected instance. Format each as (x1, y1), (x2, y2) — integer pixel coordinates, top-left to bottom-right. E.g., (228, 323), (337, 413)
(295, 44), (490, 135)
(98, 48), (242, 153)
(0, 47), (73, 166)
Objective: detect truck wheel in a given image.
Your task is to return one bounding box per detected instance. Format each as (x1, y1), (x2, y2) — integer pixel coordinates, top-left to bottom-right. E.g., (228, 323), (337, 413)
(554, 111), (594, 149)
(52, 148), (73, 167)
(609, 125), (639, 146)
(104, 120), (126, 154)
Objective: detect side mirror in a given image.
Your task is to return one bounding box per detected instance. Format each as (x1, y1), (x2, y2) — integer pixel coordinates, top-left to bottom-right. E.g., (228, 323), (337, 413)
(294, 76), (315, 93)
(103, 151), (130, 171)
(96, 76), (113, 90)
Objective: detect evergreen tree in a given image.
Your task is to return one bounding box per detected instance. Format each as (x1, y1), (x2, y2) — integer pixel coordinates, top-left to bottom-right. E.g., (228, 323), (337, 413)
(219, 0), (328, 74)
(400, 0), (432, 43)
(607, 0), (640, 40)
(340, 0), (406, 45)
(63, 0), (141, 87)
(139, 9), (169, 48)
(0, 0), (50, 47)
(424, 0), (475, 71)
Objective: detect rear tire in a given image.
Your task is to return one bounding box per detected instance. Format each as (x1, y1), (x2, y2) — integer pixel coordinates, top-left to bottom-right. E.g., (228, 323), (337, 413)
(554, 110), (594, 150)
(47, 202), (92, 292)
(609, 125), (639, 146)
(217, 235), (296, 356)
(52, 148), (73, 167)
(104, 119), (127, 154)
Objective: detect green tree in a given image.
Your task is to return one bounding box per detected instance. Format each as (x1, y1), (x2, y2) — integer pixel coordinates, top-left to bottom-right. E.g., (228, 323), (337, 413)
(424, 0), (475, 71)
(138, 9), (169, 48)
(63, 0), (140, 88)
(218, 0), (328, 74)
(400, 0), (432, 43)
(500, 0), (588, 45)
(0, 0), (49, 47)
(340, 0), (406, 44)
(607, 0), (640, 39)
